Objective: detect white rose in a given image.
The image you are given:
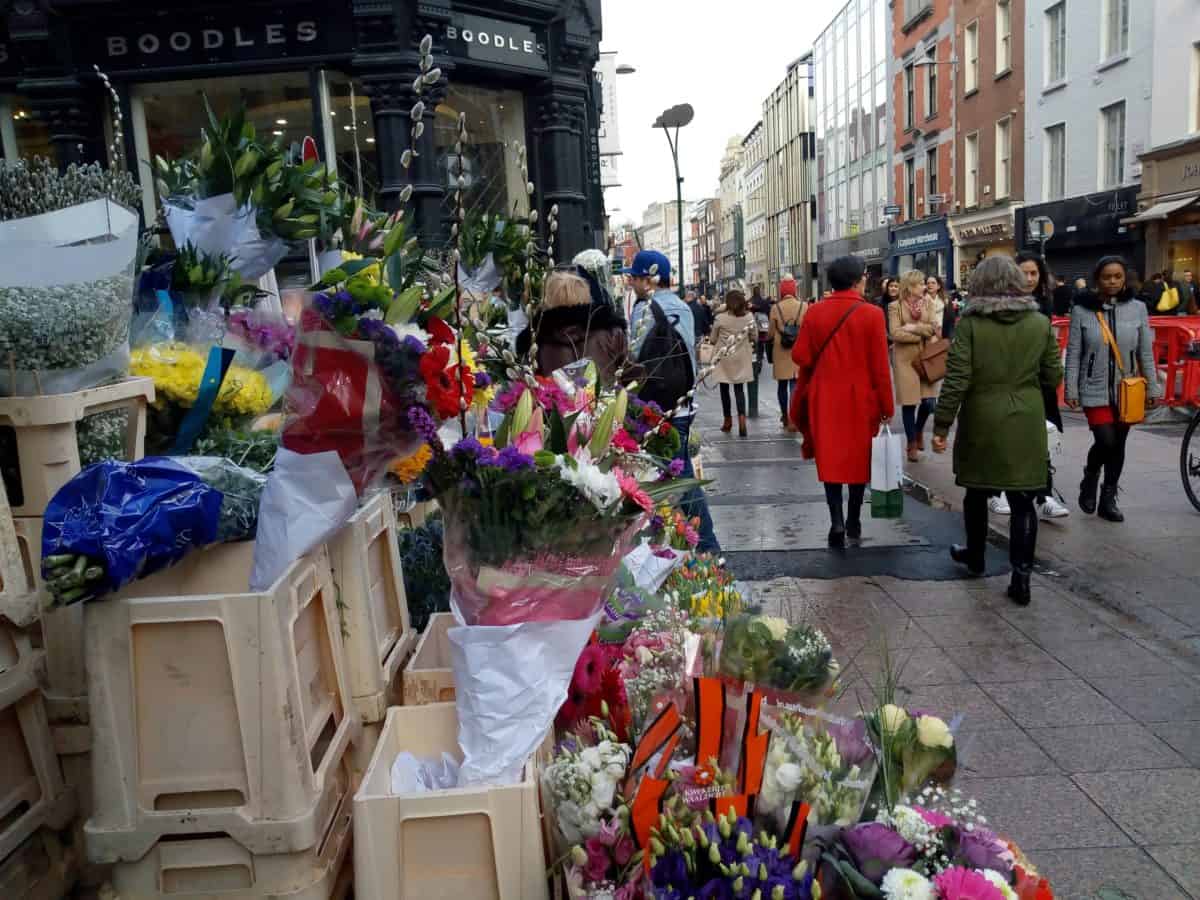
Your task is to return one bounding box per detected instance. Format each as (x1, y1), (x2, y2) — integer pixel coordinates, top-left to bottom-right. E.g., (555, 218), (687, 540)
(879, 704), (909, 735)
(580, 747), (603, 771)
(774, 762), (803, 793)
(606, 760), (626, 779)
(590, 772), (616, 809)
(916, 715), (953, 749)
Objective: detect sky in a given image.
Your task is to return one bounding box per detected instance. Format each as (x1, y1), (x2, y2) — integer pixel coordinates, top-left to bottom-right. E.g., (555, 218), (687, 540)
(599, 0), (844, 228)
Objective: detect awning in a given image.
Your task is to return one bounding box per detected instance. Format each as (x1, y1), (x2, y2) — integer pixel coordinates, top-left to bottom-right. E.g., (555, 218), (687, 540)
(1121, 194), (1200, 224)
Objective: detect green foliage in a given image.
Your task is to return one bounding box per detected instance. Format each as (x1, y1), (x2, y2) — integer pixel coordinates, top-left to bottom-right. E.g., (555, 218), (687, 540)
(192, 427), (279, 474)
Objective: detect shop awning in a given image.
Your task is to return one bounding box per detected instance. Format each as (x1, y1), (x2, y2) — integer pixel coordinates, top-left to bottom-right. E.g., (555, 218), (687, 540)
(1121, 194), (1200, 224)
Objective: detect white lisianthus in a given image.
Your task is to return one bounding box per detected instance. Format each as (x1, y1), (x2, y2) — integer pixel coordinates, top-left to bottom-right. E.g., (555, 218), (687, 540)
(880, 868), (936, 900)
(774, 763), (803, 793)
(916, 715), (954, 749)
(557, 454), (622, 510)
(580, 747), (603, 772)
(386, 321), (433, 347)
(980, 870), (1018, 900)
(590, 772), (616, 809)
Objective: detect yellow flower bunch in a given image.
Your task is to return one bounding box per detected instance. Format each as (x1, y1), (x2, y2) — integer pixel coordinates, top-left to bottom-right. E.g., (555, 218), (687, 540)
(455, 339), (496, 412)
(389, 443), (432, 484)
(339, 251), (382, 285)
(132, 342), (274, 418)
(688, 588), (742, 621)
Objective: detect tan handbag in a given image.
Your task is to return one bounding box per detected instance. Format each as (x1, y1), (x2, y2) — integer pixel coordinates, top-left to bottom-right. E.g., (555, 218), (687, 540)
(1095, 311), (1147, 425)
(912, 337), (951, 383)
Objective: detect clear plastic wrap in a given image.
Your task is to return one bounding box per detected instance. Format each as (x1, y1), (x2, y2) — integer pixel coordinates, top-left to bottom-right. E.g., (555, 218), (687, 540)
(0, 198), (138, 396)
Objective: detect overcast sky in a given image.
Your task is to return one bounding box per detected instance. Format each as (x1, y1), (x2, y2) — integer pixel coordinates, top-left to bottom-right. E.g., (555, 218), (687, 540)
(599, 0), (844, 229)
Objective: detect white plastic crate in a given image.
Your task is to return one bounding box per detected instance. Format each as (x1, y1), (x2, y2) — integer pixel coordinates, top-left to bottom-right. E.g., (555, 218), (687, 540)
(0, 667), (75, 863)
(0, 827), (78, 900)
(0, 481), (40, 628)
(353, 703), (550, 900)
(401, 613), (456, 706)
(0, 377), (153, 518)
(327, 492), (416, 724)
(110, 779), (354, 900)
(0, 622), (38, 694)
(84, 541), (359, 864)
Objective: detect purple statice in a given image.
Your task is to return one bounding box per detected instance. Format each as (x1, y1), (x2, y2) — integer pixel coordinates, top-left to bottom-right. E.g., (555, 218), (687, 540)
(401, 335), (428, 356)
(406, 406), (441, 445)
(450, 436), (496, 465)
(359, 316), (397, 344)
(489, 446), (535, 471)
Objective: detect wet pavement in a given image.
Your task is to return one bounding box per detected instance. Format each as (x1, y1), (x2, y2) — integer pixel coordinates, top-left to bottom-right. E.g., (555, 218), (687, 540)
(691, 372), (1200, 899)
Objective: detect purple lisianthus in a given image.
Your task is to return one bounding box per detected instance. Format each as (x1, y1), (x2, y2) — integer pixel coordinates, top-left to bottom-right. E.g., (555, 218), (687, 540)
(842, 823), (917, 885)
(650, 850), (689, 892)
(826, 718), (874, 768)
(956, 826), (1015, 875)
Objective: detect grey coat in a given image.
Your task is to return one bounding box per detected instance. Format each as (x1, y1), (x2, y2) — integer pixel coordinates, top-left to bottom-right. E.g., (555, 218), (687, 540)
(1064, 293), (1161, 407)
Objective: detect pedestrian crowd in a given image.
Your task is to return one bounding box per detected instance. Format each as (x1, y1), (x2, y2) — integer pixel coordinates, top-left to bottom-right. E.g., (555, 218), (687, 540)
(515, 237), (1172, 607)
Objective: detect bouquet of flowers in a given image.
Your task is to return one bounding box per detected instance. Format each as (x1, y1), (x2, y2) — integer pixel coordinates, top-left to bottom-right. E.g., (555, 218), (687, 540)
(618, 606), (695, 739)
(718, 613), (839, 707)
(865, 704), (958, 808)
(646, 503), (700, 552)
(664, 554), (742, 622)
(557, 637), (632, 742)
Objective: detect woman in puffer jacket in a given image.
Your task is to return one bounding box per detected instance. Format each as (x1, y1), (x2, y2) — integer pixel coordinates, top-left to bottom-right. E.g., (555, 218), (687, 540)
(1064, 255), (1162, 522)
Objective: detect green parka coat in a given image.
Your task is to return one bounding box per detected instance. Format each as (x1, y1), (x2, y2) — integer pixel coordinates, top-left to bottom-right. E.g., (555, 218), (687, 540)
(932, 295), (1063, 492)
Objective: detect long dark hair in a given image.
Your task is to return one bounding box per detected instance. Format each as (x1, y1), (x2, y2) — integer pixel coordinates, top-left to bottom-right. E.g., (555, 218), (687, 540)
(1016, 250), (1053, 311)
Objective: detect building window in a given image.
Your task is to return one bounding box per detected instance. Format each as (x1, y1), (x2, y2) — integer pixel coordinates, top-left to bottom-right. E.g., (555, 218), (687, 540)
(1046, 3), (1067, 84)
(1046, 123), (1066, 200)
(926, 146), (938, 198)
(434, 85), (528, 223)
(0, 96), (56, 164)
(905, 157), (916, 219)
(904, 63), (916, 129)
(1101, 101), (1126, 189)
(965, 21), (980, 93)
(904, 0), (933, 23)
(996, 1), (1012, 73)
(995, 117), (1012, 199)
(925, 47), (938, 117)
(965, 132), (980, 208)
(1102, 0), (1130, 60)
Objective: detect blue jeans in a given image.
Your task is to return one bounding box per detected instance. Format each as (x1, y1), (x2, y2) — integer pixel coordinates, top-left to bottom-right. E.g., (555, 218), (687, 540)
(671, 417), (721, 553)
(901, 399), (936, 444)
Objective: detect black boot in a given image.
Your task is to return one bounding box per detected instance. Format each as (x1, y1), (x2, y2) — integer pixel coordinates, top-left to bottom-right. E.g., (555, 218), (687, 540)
(952, 492), (989, 576)
(747, 379), (759, 418)
(1007, 570), (1032, 606)
(827, 498), (846, 549)
(1007, 501), (1038, 606)
(950, 546), (985, 577)
(1098, 484), (1125, 522)
(846, 486), (865, 544)
(1078, 468), (1101, 515)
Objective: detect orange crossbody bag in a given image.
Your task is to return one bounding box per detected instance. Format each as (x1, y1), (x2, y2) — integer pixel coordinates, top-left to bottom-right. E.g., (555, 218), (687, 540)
(1095, 311), (1147, 425)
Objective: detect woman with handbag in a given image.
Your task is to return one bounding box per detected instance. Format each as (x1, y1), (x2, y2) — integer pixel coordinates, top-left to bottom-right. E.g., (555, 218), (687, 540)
(768, 278), (807, 430)
(890, 271), (945, 462)
(1065, 255), (1161, 523)
(932, 257), (1062, 605)
(711, 288), (756, 437)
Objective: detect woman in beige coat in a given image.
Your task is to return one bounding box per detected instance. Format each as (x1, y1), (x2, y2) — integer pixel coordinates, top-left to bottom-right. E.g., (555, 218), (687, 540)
(889, 270), (942, 461)
(768, 276), (807, 430)
(712, 289), (755, 437)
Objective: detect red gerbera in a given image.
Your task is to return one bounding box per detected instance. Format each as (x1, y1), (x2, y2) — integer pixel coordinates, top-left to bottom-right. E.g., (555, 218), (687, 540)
(419, 345), (474, 420)
(425, 316), (456, 345)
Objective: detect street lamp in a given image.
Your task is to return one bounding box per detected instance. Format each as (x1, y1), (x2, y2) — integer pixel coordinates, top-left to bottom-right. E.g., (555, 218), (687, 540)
(654, 103), (694, 298)
(616, 64), (637, 75)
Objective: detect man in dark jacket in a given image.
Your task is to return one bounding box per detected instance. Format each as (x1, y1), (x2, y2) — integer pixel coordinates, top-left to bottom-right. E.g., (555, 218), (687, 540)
(1138, 272), (1165, 314)
(686, 290), (714, 341)
(1052, 275), (1074, 316)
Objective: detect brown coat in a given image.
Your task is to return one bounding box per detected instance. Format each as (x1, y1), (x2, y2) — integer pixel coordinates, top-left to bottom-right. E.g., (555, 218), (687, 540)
(888, 298), (940, 405)
(768, 297), (807, 380)
(711, 312), (755, 384)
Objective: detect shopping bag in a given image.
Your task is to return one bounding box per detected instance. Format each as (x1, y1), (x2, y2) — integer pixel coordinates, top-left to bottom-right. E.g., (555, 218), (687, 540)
(871, 425), (905, 519)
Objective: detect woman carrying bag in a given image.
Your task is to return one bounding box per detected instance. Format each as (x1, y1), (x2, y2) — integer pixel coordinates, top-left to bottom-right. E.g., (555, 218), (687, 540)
(768, 277), (807, 430)
(890, 271), (945, 462)
(1065, 255), (1161, 523)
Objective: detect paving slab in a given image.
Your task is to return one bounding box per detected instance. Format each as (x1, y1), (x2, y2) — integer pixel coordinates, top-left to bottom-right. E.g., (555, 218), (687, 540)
(1073, 768), (1200, 845)
(1147, 845), (1200, 898)
(1026, 724), (1190, 773)
(983, 679), (1135, 729)
(1090, 674), (1200, 724)
(1030, 847), (1192, 900)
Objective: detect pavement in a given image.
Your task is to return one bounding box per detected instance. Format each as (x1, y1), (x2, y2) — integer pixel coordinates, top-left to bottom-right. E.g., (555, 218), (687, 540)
(692, 371), (1200, 900)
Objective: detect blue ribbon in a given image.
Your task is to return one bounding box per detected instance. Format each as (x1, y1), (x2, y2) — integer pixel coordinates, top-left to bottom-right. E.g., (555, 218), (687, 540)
(171, 346), (237, 454)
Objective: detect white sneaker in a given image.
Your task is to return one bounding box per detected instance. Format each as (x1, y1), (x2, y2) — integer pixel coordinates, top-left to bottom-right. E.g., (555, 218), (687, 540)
(1038, 497), (1071, 519)
(988, 496), (1011, 515)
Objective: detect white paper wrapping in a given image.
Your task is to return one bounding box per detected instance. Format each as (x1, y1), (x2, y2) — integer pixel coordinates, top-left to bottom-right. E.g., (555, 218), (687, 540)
(623, 541), (684, 594)
(0, 198), (139, 288)
(448, 614), (600, 786)
(249, 448), (358, 590)
(164, 194), (288, 281)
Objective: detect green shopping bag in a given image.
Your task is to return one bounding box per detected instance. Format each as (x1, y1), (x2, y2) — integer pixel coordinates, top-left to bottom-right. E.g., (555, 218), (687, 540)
(871, 488), (904, 519)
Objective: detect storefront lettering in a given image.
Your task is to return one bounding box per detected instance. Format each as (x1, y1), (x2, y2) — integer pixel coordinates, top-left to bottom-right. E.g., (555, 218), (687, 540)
(896, 231), (942, 250)
(446, 26), (539, 55)
(1184, 162), (1200, 183)
(957, 221), (1010, 241)
(105, 21), (317, 57)
(444, 14), (549, 72)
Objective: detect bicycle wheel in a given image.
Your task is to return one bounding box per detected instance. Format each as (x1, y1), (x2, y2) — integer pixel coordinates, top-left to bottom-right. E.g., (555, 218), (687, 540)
(1183, 411), (1200, 513)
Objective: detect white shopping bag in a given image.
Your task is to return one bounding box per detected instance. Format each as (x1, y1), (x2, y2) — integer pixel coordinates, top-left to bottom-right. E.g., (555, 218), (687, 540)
(871, 425), (905, 492)
(1047, 420), (1064, 458)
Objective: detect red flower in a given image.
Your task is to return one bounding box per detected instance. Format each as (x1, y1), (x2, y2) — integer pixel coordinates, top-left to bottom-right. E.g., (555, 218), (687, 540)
(425, 316), (456, 345)
(419, 345), (474, 420)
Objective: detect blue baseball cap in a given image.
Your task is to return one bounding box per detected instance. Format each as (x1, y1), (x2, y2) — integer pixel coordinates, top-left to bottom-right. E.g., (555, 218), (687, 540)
(624, 249), (671, 282)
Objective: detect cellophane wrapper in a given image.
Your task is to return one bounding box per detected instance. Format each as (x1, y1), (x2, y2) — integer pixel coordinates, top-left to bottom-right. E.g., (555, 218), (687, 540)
(281, 303), (421, 495)
(440, 492), (643, 786)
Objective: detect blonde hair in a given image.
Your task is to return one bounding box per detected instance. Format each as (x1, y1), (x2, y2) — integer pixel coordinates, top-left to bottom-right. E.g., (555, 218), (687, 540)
(541, 270), (592, 309)
(899, 270), (926, 299)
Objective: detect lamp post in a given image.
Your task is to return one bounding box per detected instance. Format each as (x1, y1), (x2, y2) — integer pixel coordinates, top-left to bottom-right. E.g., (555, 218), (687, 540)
(654, 103), (694, 298)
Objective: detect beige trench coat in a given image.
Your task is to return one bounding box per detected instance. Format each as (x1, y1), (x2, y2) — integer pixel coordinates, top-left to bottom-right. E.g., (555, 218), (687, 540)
(711, 312), (755, 384)
(768, 297), (807, 380)
(888, 298), (940, 405)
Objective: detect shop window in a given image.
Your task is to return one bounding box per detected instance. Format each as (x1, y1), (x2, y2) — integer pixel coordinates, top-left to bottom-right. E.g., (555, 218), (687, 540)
(1046, 4), (1067, 85)
(1101, 101), (1126, 189)
(0, 96), (56, 165)
(325, 73), (378, 208)
(434, 85), (527, 224)
(1046, 123), (1066, 201)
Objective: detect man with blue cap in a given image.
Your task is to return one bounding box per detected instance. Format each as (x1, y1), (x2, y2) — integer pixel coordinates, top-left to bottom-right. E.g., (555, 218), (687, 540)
(625, 249), (720, 553)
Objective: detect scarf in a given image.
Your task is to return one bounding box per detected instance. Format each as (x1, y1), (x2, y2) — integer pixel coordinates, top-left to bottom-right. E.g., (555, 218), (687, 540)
(904, 294), (925, 322)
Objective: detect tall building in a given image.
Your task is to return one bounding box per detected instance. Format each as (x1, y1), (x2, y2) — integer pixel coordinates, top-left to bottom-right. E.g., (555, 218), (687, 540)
(890, 0), (956, 280)
(813, 0), (893, 291)
(718, 136), (746, 292)
(639, 199), (690, 286)
(1123, 0), (1200, 279)
(689, 198), (721, 294)
(1018, 0), (1154, 279)
(948, 0), (1024, 285)
(764, 53), (818, 295)
(742, 122), (769, 294)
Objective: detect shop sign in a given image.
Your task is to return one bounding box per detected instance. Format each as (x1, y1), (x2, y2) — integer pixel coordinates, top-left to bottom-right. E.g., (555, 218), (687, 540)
(444, 15), (548, 74)
(595, 53), (622, 157)
(955, 217), (1013, 244)
(893, 224), (947, 252)
(1152, 150), (1200, 195)
(83, 7), (352, 70)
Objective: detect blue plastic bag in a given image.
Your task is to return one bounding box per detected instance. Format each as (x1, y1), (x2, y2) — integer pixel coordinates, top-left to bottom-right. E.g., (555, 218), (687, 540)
(41, 457), (223, 600)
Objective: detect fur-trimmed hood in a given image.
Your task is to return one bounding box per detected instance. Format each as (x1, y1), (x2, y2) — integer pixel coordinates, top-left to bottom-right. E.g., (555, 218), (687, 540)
(961, 295), (1042, 321)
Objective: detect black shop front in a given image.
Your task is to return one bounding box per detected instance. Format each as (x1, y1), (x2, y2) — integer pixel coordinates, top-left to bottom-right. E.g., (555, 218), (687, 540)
(0, 0), (606, 258)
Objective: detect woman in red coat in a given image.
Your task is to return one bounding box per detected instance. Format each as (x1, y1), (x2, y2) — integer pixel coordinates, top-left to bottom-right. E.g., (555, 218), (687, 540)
(789, 256), (895, 547)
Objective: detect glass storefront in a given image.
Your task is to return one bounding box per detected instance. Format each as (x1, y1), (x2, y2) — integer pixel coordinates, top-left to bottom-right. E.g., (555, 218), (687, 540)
(326, 72), (378, 206)
(0, 95), (57, 164)
(433, 84), (527, 222)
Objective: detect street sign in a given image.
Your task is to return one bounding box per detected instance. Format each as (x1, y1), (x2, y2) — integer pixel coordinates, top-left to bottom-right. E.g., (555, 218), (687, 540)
(1029, 215), (1056, 242)
(884, 205), (901, 216)
(928, 193), (947, 204)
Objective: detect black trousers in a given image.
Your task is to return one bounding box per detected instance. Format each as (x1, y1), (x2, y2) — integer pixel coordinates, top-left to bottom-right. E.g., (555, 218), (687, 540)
(1086, 422), (1131, 488)
(719, 383), (747, 417)
(963, 488), (1039, 571)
